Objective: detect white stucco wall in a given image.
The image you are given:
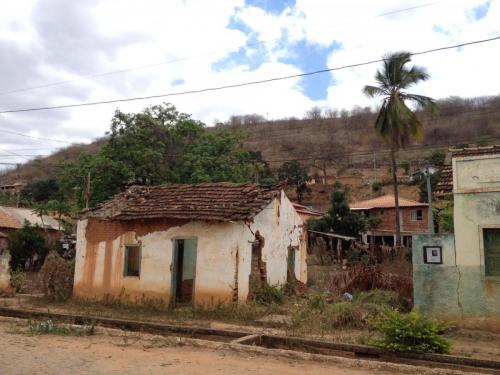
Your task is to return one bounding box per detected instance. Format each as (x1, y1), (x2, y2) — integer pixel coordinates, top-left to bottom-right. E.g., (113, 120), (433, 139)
(73, 191), (306, 305)
(453, 154), (500, 267)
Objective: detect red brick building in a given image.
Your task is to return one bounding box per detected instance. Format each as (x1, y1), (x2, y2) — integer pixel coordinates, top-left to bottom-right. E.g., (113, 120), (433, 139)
(350, 195), (430, 247)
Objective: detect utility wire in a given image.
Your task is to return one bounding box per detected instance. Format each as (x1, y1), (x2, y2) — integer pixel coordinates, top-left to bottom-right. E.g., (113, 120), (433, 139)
(0, 148), (29, 161)
(0, 104), (500, 151)
(1, 35), (498, 115)
(0, 127), (74, 144)
(6, 135), (498, 167)
(0, 1), (438, 97)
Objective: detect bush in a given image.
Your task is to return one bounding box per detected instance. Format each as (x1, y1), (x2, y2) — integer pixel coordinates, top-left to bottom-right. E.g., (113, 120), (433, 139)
(438, 206), (454, 233)
(371, 181), (383, 193)
(253, 284), (285, 305)
(372, 309), (451, 354)
(425, 150), (446, 167)
(8, 222), (48, 269)
(38, 252), (75, 301)
(10, 270), (27, 292)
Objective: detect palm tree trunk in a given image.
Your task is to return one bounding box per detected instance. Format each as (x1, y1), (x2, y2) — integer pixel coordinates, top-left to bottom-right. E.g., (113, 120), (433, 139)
(390, 148), (402, 249)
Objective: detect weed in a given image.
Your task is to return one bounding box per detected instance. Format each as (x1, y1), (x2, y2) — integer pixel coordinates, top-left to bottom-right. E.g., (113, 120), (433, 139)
(372, 309), (451, 354)
(27, 319), (95, 336)
(10, 269), (27, 293)
(253, 284), (286, 306)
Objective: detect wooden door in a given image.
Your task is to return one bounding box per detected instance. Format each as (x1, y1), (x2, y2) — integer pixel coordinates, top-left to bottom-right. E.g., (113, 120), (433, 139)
(484, 229), (500, 277)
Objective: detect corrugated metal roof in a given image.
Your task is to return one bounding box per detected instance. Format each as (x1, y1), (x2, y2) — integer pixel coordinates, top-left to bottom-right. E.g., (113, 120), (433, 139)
(0, 206), (60, 230)
(350, 195), (428, 210)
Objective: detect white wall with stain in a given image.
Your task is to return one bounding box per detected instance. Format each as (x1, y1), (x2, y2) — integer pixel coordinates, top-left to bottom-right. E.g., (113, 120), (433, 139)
(73, 191), (307, 305)
(453, 154), (500, 267)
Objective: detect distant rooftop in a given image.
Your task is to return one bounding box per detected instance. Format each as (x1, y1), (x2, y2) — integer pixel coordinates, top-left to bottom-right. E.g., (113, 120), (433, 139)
(0, 206), (60, 230)
(350, 195), (428, 210)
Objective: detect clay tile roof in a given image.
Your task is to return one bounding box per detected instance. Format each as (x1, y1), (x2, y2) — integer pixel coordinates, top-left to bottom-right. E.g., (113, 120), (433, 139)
(350, 195), (428, 210)
(435, 145), (499, 197)
(0, 207), (22, 229)
(450, 145), (500, 158)
(434, 165), (453, 196)
(85, 182), (282, 222)
(292, 203), (323, 218)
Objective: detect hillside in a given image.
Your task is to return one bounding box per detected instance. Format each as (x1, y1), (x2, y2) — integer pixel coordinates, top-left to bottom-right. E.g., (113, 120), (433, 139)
(1, 97), (499, 201)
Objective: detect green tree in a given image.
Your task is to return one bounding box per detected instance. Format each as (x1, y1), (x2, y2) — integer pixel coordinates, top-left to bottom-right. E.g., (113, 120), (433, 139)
(20, 179), (62, 204)
(425, 149), (446, 167)
(363, 52), (434, 247)
(58, 103), (263, 208)
(277, 160), (311, 203)
(8, 221), (49, 269)
(178, 131), (255, 183)
(308, 182), (380, 238)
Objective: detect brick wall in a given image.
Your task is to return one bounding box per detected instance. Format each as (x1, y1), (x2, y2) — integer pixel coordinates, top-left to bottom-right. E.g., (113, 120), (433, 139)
(369, 206), (429, 233)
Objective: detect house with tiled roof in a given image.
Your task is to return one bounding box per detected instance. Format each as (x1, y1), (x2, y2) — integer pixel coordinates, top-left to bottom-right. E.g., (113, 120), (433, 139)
(0, 206), (61, 237)
(350, 194), (430, 247)
(74, 182), (307, 305)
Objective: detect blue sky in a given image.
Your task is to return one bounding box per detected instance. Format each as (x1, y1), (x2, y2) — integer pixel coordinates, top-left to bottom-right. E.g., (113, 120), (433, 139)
(1, 0), (499, 165)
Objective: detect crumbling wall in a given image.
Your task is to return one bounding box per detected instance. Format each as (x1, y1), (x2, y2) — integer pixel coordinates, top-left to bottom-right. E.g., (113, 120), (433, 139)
(73, 193), (306, 306)
(0, 250), (11, 290)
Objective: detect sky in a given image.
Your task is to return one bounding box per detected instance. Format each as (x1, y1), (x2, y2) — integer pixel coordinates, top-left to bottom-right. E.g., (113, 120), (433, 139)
(0, 0), (499, 168)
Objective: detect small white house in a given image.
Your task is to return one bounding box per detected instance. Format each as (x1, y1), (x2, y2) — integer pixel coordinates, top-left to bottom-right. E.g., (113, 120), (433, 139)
(73, 182), (307, 306)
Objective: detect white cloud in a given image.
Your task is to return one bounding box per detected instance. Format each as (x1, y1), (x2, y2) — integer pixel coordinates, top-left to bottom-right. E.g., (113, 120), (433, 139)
(0, 0), (499, 169)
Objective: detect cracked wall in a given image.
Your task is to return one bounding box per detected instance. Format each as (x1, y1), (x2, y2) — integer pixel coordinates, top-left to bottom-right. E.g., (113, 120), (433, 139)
(73, 192), (307, 305)
(413, 153), (500, 317)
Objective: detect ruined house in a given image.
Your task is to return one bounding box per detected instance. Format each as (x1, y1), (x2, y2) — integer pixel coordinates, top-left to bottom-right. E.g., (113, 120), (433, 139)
(413, 145), (500, 316)
(73, 183), (307, 305)
(350, 195), (430, 248)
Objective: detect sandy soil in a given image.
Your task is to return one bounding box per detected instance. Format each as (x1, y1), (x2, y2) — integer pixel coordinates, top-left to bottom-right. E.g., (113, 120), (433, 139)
(0, 317), (475, 375)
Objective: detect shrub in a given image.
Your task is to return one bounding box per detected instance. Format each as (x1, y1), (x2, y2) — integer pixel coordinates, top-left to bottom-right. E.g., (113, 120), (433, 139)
(371, 181), (383, 193)
(10, 269), (27, 292)
(308, 294), (326, 310)
(425, 150), (446, 167)
(8, 222), (48, 269)
(372, 309), (451, 354)
(438, 206), (454, 233)
(253, 284), (285, 305)
(38, 252), (75, 301)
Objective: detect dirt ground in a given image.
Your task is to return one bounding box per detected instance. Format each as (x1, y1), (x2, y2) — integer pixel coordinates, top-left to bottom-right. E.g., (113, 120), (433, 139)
(0, 317), (461, 375)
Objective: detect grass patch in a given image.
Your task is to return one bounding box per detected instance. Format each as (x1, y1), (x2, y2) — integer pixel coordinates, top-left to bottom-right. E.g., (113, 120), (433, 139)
(8, 318), (96, 337)
(28, 319), (95, 336)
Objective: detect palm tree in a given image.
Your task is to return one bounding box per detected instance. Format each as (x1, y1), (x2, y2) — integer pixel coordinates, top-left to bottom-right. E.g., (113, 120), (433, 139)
(363, 52), (434, 248)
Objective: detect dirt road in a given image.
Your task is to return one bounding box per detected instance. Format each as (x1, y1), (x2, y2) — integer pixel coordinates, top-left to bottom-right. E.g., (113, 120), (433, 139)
(0, 317), (477, 375)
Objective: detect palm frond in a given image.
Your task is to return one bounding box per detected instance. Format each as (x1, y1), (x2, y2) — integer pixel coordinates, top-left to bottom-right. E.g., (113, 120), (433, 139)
(362, 85), (386, 98)
(401, 93), (435, 109)
(399, 66), (430, 89)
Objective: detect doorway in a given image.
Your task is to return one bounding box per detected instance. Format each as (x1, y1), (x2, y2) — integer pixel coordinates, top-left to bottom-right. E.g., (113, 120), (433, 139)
(484, 229), (500, 277)
(171, 239), (197, 305)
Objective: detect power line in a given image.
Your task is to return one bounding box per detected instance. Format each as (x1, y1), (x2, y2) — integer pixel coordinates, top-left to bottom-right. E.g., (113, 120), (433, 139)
(1, 35), (498, 115)
(0, 127), (74, 144)
(0, 1), (438, 97)
(0, 147), (29, 161)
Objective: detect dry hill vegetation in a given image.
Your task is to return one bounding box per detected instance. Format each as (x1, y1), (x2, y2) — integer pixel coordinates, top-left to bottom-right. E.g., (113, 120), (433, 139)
(1, 96), (499, 201)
